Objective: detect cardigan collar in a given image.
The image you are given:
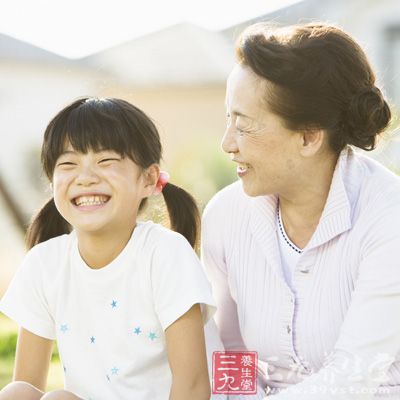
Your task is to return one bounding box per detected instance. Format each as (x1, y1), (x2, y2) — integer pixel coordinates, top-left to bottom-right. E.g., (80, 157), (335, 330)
(249, 146), (355, 257)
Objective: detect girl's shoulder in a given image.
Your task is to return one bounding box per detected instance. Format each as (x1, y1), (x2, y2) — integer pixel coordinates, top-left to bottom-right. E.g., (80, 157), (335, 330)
(135, 220), (192, 253)
(7, 233), (75, 298)
(136, 221), (203, 268)
(26, 232), (75, 269)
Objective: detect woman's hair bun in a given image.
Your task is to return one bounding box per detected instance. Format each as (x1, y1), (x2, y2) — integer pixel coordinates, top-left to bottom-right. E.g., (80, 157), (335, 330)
(343, 86), (391, 151)
(235, 23), (393, 153)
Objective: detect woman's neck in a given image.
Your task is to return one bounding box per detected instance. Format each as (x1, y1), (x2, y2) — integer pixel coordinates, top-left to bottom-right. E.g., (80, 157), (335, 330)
(76, 223), (136, 269)
(278, 152), (339, 248)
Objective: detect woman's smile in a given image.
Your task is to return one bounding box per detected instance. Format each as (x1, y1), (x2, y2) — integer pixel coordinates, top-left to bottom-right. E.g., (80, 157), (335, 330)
(236, 162), (251, 177)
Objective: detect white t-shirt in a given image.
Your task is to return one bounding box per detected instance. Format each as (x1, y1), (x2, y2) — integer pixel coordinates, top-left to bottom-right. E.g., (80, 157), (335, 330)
(0, 221), (216, 400)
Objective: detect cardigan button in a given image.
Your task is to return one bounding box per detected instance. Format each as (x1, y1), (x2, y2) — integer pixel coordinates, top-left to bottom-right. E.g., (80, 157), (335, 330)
(287, 325), (291, 334)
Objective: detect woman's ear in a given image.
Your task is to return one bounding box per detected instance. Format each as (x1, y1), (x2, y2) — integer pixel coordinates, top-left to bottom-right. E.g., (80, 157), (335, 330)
(299, 129), (326, 157)
(142, 164), (160, 197)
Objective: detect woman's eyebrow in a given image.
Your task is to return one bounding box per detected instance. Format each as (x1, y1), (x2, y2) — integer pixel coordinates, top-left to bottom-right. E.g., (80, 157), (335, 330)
(225, 102), (253, 120)
(231, 109), (254, 120)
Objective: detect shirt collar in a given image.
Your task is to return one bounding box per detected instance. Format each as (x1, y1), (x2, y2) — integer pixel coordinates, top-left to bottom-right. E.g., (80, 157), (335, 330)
(306, 146), (353, 250)
(249, 146), (355, 256)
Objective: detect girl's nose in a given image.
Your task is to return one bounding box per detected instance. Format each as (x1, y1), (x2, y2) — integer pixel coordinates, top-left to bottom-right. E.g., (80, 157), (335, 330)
(75, 164), (100, 186)
(221, 126), (239, 155)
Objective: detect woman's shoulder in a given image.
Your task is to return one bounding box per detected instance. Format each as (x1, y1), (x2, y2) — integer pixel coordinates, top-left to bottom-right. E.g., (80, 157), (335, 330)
(347, 151), (400, 235)
(352, 150), (400, 206)
(203, 180), (250, 219)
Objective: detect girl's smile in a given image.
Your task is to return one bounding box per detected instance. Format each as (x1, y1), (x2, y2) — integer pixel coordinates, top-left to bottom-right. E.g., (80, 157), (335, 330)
(52, 142), (150, 237)
(71, 193), (111, 210)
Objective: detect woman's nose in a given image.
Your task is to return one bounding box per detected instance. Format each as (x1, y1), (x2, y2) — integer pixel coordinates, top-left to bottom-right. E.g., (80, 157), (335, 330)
(221, 126), (238, 155)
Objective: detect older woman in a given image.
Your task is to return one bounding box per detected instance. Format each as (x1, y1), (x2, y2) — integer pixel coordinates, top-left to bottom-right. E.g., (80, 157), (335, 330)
(202, 23), (400, 399)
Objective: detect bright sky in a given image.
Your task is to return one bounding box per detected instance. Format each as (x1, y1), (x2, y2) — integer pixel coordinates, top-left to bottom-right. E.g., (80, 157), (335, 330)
(0, 0), (302, 58)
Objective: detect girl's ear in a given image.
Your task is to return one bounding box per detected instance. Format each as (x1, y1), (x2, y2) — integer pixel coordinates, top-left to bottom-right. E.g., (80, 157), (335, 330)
(142, 164), (160, 197)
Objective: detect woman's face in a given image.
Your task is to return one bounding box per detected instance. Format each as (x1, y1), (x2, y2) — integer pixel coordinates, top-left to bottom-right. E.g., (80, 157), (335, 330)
(223, 64), (303, 197)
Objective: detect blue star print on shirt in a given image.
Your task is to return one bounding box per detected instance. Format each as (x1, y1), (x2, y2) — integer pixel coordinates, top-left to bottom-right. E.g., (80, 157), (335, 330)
(90, 336), (95, 343)
(111, 300), (117, 309)
(148, 332), (157, 341)
(134, 327), (141, 335)
(111, 367), (119, 375)
(60, 324), (68, 333)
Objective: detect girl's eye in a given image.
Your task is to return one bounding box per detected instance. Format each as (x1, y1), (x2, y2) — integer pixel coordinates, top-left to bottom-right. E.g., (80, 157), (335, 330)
(57, 161), (75, 166)
(99, 158), (120, 163)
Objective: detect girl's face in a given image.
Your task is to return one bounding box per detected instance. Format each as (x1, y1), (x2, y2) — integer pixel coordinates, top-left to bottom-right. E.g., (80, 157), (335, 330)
(222, 64), (303, 197)
(52, 141), (153, 236)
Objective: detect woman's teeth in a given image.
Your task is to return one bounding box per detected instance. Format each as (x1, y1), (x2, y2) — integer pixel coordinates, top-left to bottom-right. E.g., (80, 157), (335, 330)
(74, 195), (109, 206)
(237, 163), (250, 172)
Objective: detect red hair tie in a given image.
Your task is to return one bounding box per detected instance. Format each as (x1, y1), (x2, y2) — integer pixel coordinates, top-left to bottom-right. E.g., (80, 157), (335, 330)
(153, 171), (170, 195)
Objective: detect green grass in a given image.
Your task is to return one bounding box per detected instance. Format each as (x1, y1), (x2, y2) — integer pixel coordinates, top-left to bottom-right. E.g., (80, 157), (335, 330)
(0, 313), (63, 391)
(0, 358), (14, 388)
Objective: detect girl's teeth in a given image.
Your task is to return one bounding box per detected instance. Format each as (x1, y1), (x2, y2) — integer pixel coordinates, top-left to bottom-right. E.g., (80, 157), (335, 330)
(75, 195), (109, 206)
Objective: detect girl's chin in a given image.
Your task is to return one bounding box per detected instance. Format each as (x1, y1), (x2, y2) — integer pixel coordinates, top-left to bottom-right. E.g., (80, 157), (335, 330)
(72, 221), (113, 234)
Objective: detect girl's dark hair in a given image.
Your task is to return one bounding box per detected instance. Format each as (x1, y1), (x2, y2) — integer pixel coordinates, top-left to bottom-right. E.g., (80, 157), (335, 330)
(26, 97), (200, 249)
(236, 22), (391, 153)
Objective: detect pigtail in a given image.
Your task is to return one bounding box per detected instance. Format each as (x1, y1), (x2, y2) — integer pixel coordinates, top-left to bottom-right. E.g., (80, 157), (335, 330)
(26, 198), (71, 250)
(161, 183), (200, 249)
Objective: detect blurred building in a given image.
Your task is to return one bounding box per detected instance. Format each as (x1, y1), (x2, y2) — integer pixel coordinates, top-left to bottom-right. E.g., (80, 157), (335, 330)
(1, 0), (399, 294)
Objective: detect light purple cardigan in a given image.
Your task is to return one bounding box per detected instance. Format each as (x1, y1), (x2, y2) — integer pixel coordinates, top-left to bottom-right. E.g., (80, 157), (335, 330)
(201, 146), (400, 399)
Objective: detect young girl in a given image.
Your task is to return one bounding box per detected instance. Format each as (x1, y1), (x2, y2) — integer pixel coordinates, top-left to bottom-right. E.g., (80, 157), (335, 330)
(0, 97), (216, 400)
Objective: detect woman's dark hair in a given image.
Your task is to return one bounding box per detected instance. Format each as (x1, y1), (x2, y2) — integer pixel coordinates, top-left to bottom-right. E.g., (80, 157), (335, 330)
(26, 97), (200, 249)
(236, 22), (391, 153)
